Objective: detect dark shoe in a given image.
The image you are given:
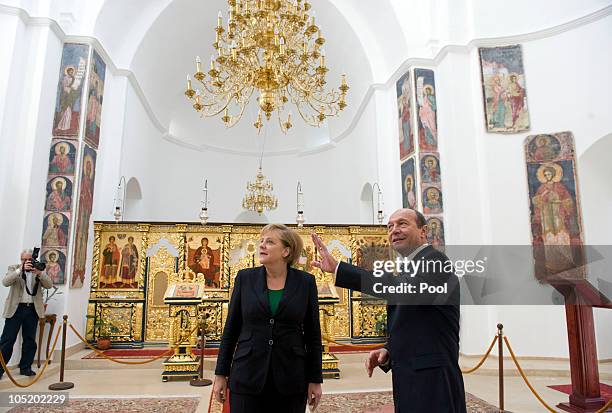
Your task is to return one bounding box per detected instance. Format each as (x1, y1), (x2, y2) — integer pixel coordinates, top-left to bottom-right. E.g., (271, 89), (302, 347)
(0, 371), (3, 379)
(19, 369), (35, 376)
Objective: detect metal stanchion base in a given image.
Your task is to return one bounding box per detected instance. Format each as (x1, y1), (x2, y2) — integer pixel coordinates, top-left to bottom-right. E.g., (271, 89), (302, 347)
(190, 377), (212, 387)
(49, 381), (74, 390)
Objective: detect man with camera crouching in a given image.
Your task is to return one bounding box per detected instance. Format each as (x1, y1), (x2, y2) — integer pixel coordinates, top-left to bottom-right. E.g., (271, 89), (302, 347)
(0, 248), (52, 378)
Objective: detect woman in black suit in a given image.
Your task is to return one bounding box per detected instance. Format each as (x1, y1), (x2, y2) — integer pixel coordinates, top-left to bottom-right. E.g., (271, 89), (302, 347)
(213, 224), (323, 413)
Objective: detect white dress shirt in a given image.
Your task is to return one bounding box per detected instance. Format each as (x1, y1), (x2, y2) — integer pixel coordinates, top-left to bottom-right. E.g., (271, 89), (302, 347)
(20, 271), (35, 303)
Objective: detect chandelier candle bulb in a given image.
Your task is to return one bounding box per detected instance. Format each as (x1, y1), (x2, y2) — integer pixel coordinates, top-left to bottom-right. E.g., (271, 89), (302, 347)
(196, 56), (202, 72)
(217, 11), (222, 27)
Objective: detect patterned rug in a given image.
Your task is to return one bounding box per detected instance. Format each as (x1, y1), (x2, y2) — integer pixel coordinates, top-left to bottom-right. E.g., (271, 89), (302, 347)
(8, 397), (200, 413)
(549, 382), (612, 401)
(208, 391), (500, 412)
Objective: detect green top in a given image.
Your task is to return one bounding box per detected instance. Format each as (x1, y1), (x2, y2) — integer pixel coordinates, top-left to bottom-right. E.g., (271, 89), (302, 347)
(268, 289), (284, 315)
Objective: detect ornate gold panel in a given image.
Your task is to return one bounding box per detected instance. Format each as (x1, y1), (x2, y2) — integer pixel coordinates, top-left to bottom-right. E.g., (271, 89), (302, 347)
(92, 302), (144, 342)
(89, 222), (389, 345)
(145, 245), (178, 342)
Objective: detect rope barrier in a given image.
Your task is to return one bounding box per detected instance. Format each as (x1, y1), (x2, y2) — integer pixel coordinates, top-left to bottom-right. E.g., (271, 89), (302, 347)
(460, 335), (498, 374)
(68, 322), (200, 365)
(504, 336), (612, 413)
(321, 334), (385, 350)
(0, 326), (62, 388)
(7, 318), (611, 413)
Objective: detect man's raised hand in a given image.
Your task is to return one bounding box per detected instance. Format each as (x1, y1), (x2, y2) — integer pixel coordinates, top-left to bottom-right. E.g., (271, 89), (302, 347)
(310, 233), (339, 274)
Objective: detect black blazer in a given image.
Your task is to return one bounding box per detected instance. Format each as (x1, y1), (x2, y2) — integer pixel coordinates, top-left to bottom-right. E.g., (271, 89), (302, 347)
(336, 245), (466, 413)
(215, 266), (323, 395)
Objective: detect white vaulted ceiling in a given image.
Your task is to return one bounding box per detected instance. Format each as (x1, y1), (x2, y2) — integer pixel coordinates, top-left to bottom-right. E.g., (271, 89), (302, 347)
(92, 0), (408, 154)
(88, 0), (612, 155)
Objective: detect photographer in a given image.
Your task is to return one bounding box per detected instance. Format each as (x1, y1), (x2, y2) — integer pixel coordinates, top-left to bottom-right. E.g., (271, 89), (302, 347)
(0, 249), (52, 378)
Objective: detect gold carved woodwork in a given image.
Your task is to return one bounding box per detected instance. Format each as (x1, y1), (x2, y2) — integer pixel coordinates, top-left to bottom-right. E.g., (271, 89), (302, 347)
(145, 245), (178, 342)
(89, 302), (144, 342)
(89, 222), (389, 346)
(351, 298), (387, 338)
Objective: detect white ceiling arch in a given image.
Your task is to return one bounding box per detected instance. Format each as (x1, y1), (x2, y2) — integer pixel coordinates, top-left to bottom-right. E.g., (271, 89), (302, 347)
(91, 0), (407, 154)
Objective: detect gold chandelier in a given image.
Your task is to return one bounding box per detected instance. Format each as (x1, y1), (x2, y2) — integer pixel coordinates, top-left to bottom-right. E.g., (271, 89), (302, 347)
(242, 167), (278, 214)
(184, 0), (349, 132)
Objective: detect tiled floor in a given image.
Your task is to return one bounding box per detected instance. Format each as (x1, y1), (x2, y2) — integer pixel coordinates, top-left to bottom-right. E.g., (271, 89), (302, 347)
(0, 351), (609, 412)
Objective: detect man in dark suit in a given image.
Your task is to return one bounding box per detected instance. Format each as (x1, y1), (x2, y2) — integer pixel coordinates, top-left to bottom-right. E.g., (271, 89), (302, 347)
(312, 208), (466, 413)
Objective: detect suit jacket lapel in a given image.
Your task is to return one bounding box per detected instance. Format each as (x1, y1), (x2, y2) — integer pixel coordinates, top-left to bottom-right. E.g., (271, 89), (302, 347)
(275, 266), (300, 316)
(253, 266), (271, 315)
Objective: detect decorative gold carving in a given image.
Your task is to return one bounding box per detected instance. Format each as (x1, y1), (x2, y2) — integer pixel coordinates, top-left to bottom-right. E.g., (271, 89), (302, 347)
(89, 222), (389, 346)
(352, 299), (387, 338)
(198, 302), (224, 340)
(145, 243), (178, 342)
(93, 302), (143, 342)
(90, 226), (101, 291)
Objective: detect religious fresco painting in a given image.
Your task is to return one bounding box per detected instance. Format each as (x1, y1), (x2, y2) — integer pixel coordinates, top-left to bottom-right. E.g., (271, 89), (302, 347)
(396, 70), (415, 160)
(41, 248), (67, 284)
(422, 186), (443, 215)
(420, 153), (441, 185)
(42, 212), (70, 248)
(84, 49), (106, 148)
(524, 132), (585, 280)
(99, 232), (143, 289)
(45, 176), (74, 213)
(400, 157), (417, 209)
(48, 139), (77, 176)
(425, 216), (445, 249)
(42, 142), (77, 284)
(186, 234), (223, 288)
(396, 69), (446, 242)
(479, 45), (530, 133)
(71, 145), (98, 288)
(414, 68), (438, 151)
(52, 43), (90, 137)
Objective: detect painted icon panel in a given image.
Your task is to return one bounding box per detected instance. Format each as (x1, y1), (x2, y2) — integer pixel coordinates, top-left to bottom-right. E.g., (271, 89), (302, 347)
(524, 131), (585, 280)
(99, 232), (143, 289)
(414, 68), (438, 151)
(396, 71), (415, 160)
(420, 153), (441, 185)
(422, 185), (443, 215)
(71, 144), (98, 288)
(401, 157), (417, 209)
(186, 234), (223, 288)
(84, 50), (106, 148)
(52, 43), (89, 136)
(48, 139), (77, 176)
(45, 176), (74, 212)
(479, 45), (530, 133)
(41, 248), (67, 284)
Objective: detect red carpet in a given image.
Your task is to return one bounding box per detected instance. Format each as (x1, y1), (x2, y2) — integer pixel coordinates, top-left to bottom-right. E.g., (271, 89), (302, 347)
(548, 383), (612, 401)
(83, 344), (382, 359)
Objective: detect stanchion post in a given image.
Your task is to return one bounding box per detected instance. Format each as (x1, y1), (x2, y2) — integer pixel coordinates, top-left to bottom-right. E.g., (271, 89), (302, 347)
(49, 315), (74, 390)
(497, 323), (504, 412)
(190, 318), (212, 387)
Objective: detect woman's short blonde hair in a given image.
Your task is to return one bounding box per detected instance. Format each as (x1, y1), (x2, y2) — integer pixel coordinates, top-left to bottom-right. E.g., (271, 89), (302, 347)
(261, 224), (303, 266)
